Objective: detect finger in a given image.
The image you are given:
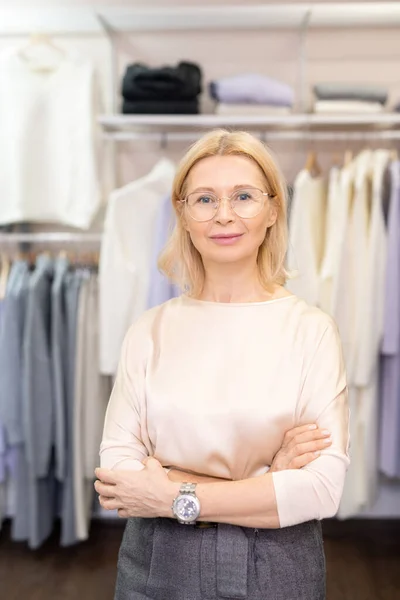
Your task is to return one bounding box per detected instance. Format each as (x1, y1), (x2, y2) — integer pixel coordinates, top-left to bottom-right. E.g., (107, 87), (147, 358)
(290, 452), (321, 469)
(94, 480), (116, 497)
(95, 468), (119, 485)
(287, 428), (331, 448)
(291, 438), (332, 457)
(283, 424), (318, 445)
(118, 509), (129, 519)
(98, 495), (120, 511)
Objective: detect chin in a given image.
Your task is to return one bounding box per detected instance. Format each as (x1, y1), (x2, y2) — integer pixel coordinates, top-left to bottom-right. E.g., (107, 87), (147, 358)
(206, 247), (256, 264)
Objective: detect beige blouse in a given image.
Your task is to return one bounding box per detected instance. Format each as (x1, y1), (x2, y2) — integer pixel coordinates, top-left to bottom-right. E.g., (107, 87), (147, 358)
(100, 295), (350, 528)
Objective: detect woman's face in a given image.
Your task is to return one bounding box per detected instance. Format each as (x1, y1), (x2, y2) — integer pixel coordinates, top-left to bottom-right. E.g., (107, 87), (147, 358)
(183, 155), (277, 267)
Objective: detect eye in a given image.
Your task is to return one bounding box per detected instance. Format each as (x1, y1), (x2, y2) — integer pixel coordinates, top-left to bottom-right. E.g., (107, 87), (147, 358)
(197, 195), (213, 204)
(236, 191), (252, 201)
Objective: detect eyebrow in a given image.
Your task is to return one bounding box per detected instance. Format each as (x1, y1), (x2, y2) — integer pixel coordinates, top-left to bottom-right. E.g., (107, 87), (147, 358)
(189, 184), (263, 194)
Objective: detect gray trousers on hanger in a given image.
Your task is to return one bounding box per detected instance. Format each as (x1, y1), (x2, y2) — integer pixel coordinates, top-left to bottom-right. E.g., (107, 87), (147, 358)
(51, 257), (69, 483)
(61, 270), (83, 547)
(0, 261), (31, 542)
(23, 255), (56, 549)
(115, 517), (326, 600)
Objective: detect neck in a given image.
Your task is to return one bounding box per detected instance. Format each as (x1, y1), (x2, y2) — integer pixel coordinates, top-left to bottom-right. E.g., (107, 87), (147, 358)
(199, 258), (273, 303)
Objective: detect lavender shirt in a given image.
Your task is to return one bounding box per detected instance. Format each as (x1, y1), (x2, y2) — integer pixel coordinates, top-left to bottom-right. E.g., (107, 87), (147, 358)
(147, 195), (180, 309)
(380, 160), (400, 478)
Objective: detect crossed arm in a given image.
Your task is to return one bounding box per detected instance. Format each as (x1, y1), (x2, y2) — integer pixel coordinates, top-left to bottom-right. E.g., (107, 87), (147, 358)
(97, 321), (350, 528)
(95, 423), (339, 528)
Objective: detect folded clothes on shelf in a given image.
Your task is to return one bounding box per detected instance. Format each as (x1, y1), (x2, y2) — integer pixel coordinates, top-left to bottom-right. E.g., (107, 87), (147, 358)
(313, 100), (384, 114)
(122, 99), (199, 115)
(215, 103), (292, 116)
(122, 61), (202, 102)
(209, 73), (294, 107)
(313, 83), (388, 105)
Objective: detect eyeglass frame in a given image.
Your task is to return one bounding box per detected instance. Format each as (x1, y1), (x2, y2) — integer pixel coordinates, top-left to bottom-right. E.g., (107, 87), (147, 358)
(178, 187), (276, 222)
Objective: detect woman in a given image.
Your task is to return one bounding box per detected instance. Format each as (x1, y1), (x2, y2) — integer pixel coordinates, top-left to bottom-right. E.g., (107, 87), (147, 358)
(95, 129), (350, 600)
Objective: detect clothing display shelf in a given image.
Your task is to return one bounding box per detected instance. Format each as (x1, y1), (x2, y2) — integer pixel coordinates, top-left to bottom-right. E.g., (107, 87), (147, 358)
(2, 3), (400, 114)
(2, 4), (400, 36)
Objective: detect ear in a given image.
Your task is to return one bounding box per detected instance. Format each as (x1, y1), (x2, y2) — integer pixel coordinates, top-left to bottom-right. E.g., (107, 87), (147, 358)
(180, 212), (190, 232)
(266, 204), (278, 228)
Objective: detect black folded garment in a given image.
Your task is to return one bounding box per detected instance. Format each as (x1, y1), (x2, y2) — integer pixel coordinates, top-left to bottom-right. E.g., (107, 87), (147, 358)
(122, 99), (199, 114)
(122, 61), (202, 102)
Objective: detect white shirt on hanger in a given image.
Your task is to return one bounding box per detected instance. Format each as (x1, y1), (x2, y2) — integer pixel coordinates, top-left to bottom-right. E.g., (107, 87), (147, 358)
(319, 165), (341, 315)
(286, 169), (326, 305)
(0, 46), (100, 229)
(99, 158), (176, 375)
(335, 150), (389, 518)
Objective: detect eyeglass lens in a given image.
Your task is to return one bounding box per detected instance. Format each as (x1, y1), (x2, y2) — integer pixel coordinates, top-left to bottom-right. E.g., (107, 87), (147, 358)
(186, 188), (266, 221)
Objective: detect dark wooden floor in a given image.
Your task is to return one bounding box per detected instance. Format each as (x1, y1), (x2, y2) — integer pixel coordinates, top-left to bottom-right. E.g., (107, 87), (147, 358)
(0, 519), (399, 600)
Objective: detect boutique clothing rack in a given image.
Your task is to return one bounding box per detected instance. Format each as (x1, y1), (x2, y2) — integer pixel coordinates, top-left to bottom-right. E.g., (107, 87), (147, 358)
(0, 232), (102, 244)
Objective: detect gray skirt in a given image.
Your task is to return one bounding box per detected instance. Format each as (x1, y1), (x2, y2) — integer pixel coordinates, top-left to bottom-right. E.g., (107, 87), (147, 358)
(115, 517), (326, 600)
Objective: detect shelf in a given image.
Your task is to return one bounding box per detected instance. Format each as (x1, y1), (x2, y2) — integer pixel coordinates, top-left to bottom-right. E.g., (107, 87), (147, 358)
(101, 3), (400, 32)
(0, 8), (104, 36)
(99, 113), (400, 132)
(1, 4), (400, 36)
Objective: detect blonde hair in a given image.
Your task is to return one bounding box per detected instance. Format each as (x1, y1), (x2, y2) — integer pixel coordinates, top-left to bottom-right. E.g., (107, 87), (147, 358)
(159, 129), (288, 297)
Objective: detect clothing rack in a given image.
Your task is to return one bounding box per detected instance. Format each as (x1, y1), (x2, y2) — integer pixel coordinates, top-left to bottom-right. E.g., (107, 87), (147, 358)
(102, 129), (400, 144)
(0, 232), (102, 244)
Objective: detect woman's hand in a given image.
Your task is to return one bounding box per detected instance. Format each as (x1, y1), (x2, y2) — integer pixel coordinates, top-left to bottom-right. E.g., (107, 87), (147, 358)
(94, 457), (178, 519)
(269, 424), (331, 472)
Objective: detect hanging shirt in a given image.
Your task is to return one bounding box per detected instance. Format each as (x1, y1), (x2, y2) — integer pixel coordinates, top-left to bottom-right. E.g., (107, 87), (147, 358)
(286, 170), (326, 306)
(147, 194), (181, 309)
(100, 294), (350, 529)
(319, 166), (341, 315)
(74, 274), (110, 541)
(380, 160), (400, 478)
(0, 47), (99, 229)
(353, 150), (390, 509)
(335, 150), (390, 518)
(99, 159), (175, 375)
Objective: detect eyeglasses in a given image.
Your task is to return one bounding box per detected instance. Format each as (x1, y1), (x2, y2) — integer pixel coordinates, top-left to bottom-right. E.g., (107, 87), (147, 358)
(181, 187), (275, 222)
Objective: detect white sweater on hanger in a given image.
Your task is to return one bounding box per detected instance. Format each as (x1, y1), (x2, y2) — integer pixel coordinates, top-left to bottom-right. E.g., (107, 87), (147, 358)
(0, 47), (100, 229)
(99, 159), (176, 375)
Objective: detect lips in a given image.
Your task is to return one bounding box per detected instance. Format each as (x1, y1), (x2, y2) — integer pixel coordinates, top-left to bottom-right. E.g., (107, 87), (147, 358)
(209, 233), (244, 245)
(210, 233), (243, 239)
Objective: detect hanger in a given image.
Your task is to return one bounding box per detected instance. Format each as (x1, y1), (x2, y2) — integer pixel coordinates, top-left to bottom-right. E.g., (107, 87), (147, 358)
(18, 32), (66, 71)
(305, 150), (321, 177)
(344, 149), (353, 167)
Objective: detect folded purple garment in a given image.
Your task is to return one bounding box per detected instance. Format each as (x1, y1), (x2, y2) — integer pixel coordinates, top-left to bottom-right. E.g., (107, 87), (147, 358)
(209, 73), (294, 107)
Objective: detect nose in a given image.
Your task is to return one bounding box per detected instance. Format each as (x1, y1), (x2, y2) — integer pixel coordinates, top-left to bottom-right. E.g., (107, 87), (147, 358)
(214, 197), (235, 224)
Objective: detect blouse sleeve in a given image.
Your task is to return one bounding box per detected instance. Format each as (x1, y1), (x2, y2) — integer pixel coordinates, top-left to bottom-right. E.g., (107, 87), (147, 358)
(272, 319), (350, 527)
(99, 324), (152, 471)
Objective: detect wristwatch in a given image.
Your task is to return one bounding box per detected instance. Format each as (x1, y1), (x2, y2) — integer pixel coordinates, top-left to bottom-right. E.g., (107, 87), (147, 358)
(171, 482), (201, 525)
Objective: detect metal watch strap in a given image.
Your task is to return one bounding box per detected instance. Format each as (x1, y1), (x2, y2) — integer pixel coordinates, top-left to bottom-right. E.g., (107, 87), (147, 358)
(180, 482), (197, 495)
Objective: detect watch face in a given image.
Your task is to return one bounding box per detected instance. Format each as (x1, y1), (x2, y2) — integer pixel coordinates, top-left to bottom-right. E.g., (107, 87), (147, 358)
(175, 495), (200, 522)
